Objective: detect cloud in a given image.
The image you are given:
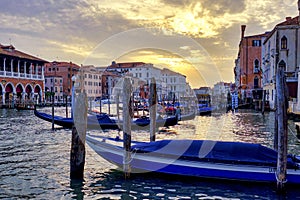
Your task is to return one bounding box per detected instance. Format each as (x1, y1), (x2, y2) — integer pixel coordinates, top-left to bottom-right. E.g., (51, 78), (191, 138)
(1, 0), (299, 87)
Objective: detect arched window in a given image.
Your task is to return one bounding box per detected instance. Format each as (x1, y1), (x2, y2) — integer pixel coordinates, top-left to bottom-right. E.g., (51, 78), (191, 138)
(281, 36), (287, 49)
(278, 60), (286, 71)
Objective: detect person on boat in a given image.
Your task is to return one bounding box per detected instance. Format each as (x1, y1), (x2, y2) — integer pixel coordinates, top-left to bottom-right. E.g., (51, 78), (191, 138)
(175, 106), (181, 121)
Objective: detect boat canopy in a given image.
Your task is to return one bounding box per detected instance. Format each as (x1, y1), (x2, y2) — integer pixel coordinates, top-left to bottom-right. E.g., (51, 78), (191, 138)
(132, 140), (299, 168)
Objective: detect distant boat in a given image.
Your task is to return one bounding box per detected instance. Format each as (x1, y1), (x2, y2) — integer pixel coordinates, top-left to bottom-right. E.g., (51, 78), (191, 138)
(15, 104), (35, 111)
(34, 109), (178, 130)
(86, 136), (300, 184)
(198, 103), (213, 115)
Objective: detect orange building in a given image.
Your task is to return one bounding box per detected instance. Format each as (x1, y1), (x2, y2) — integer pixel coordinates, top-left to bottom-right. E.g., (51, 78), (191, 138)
(44, 61), (80, 100)
(236, 25), (269, 101)
(0, 44), (47, 107)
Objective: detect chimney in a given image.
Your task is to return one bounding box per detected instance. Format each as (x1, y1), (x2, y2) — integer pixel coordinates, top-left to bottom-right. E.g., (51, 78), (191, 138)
(241, 25), (246, 39)
(286, 17), (292, 21)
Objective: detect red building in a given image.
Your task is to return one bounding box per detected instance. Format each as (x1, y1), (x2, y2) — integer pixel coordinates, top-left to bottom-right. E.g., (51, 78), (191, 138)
(236, 25), (269, 101)
(0, 44), (47, 107)
(44, 61), (80, 100)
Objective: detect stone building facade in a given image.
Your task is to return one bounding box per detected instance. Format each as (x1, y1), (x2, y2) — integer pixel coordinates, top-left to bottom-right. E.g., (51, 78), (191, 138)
(0, 44), (47, 106)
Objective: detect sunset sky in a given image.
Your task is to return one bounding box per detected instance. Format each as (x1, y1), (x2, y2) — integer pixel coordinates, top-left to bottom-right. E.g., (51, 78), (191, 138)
(0, 0), (299, 88)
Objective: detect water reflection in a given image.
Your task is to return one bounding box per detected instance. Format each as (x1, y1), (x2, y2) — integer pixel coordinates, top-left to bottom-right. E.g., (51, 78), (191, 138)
(0, 108), (300, 199)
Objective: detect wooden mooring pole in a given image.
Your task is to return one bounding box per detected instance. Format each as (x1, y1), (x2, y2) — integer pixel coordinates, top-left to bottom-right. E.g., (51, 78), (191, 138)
(262, 90), (266, 115)
(116, 93), (120, 122)
(65, 95), (68, 118)
(149, 78), (157, 142)
(275, 66), (288, 192)
(52, 92), (55, 131)
(70, 74), (88, 180)
(122, 77), (132, 178)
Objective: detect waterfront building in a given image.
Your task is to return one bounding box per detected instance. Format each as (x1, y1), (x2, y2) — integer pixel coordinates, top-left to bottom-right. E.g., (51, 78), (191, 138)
(234, 25), (268, 105)
(103, 61), (190, 102)
(262, 12), (300, 110)
(44, 61), (80, 102)
(44, 76), (63, 103)
(101, 71), (121, 100)
(80, 65), (102, 100)
(105, 62), (163, 99)
(0, 44), (47, 107)
(211, 82), (231, 110)
(161, 68), (187, 101)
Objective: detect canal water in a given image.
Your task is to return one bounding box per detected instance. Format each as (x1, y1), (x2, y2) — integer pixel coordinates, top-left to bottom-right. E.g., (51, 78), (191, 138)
(1, 107), (300, 199)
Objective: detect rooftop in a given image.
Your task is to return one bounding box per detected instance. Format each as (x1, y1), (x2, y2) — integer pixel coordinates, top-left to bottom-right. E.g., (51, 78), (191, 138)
(0, 44), (48, 62)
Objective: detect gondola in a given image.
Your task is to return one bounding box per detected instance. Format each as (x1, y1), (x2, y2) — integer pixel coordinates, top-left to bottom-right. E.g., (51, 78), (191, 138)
(86, 135), (300, 184)
(34, 109), (178, 130)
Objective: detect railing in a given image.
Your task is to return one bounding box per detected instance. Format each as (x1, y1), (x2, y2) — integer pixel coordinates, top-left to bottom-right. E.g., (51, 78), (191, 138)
(285, 71), (298, 82)
(254, 68), (260, 74)
(0, 70), (43, 80)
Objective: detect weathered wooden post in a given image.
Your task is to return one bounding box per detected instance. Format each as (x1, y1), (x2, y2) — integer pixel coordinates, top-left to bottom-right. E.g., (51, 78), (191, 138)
(99, 99), (102, 113)
(108, 98), (111, 115)
(65, 95), (68, 118)
(116, 92), (120, 122)
(52, 92), (55, 131)
(122, 77), (132, 178)
(262, 90), (266, 115)
(274, 88), (278, 150)
(276, 66), (288, 192)
(70, 73), (88, 180)
(149, 78), (157, 142)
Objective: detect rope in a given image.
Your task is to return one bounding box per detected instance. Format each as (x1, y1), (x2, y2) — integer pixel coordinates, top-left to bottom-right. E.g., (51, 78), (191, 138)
(275, 169), (288, 184)
(123, 148), (138, 165)
(288, 125), (299, 139)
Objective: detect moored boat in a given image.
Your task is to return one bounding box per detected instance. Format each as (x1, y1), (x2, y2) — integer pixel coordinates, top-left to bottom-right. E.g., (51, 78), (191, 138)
(86, 135), (300, 184)
(34, 109), (178, 130)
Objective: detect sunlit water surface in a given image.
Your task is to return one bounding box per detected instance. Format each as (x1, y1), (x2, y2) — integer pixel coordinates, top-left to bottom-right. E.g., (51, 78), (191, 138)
(0, 108), (300, 199)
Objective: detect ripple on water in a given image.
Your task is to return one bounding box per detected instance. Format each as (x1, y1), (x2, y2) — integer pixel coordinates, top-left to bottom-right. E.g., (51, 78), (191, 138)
(1, 108), (300, 199)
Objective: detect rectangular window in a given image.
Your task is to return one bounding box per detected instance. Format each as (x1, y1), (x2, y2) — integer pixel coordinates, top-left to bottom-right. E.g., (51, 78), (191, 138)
(252, 40), (261, 47)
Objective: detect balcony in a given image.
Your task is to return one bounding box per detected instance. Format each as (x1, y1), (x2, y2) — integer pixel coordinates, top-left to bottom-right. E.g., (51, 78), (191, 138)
(253, 68), (260, 74)
(0, 70), (43, 80)
(285, 71), (298, 82)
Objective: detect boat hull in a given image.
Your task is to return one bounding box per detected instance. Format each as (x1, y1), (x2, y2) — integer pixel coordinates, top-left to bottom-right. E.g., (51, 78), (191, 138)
(34, 109), (178, 130)
(86, 135), (300, 184)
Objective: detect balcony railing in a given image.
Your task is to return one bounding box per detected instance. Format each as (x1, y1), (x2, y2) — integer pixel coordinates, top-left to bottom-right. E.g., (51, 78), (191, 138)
(0, 70), (43, 80)
(285, 71), (298, 82)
